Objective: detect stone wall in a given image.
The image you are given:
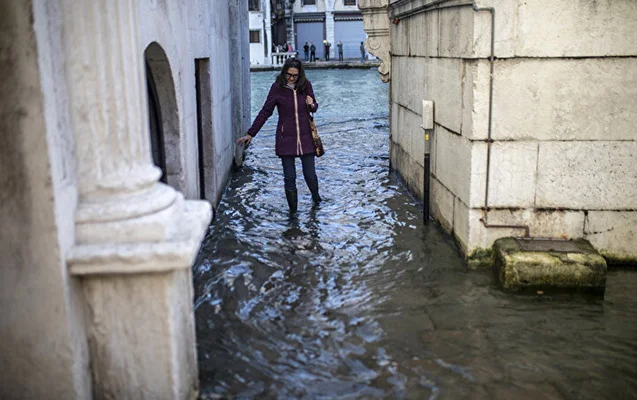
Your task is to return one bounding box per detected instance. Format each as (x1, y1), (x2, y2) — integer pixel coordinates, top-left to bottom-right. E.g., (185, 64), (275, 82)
(386, 0), (637, 266)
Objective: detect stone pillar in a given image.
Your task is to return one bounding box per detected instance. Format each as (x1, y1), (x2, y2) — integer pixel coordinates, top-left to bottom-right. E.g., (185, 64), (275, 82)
(61, 1), (211, 398)
(285, 0), (296, 49)
(264, 0), (272, 64)
(359, 0), (391, 82)
(325, 0), (335, 59)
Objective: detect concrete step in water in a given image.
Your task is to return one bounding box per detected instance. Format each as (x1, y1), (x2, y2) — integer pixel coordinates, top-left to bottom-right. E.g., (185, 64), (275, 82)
(493, 238), (607, 294)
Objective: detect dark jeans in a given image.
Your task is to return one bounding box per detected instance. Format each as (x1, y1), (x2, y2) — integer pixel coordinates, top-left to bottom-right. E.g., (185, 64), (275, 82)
(281, 154), (319, 192)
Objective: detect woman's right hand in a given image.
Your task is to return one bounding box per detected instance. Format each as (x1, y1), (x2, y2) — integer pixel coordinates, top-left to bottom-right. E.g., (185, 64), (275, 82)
(236, 135), (253, 146)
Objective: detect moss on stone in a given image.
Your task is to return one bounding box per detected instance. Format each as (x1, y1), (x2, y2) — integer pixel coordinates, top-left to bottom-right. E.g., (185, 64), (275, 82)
(493, 237), (607, 292)
(599, 251), (637, 267)
(467, 247), (494, 270)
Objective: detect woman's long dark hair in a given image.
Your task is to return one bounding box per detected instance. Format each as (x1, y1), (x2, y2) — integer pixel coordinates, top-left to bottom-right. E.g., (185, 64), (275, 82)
(276, 57), (308, 94)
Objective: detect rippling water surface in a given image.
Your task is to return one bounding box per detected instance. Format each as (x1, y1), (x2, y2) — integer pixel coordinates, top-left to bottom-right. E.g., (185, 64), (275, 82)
(193, 69), (637, 399)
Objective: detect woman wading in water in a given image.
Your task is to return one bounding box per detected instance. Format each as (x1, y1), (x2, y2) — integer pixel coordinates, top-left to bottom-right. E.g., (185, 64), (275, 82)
(237, 58), (322, 212)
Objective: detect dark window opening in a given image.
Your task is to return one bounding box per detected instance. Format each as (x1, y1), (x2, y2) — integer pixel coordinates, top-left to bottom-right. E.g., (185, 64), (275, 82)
(146, 65), (167, 184)
(344, 0), (356, 5)
(250, 30), (261, 43)
(195, 58), (212, 201)
(303, 0), (316, 5)
(249, 0), (260, 11)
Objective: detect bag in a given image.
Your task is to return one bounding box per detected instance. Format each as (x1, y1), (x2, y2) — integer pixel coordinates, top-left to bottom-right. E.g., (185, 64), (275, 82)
(309, 114), (325, 157)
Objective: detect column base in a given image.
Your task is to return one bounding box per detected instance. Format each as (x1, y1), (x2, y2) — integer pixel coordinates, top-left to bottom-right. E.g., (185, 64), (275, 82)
(75, 182), (179, 245)
(68, 199), (211, 399)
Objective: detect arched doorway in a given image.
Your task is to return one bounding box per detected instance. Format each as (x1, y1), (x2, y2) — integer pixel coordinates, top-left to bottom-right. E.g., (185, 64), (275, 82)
(144, 42), (182, 190)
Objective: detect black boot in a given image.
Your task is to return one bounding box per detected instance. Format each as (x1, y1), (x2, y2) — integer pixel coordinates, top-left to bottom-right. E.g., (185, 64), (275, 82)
(311, 190), (322, 205)
(307, 179), (322, 205)
(285, 189), (298, 212)
(309, 186), (322, 205)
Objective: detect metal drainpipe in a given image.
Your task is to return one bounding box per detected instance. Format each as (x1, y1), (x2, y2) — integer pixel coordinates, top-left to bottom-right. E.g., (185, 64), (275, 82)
(395, 1), (530, 237)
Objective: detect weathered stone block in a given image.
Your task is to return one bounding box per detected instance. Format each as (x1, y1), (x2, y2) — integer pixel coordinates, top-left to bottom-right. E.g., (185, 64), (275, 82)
(434, 126), (470, 206)
(408, 114), (426, 167)
(487, 141), (538, 208)
(515, 0), (637, 57)
(585, 211), (637, 265)
(409, 10), (438, 57)
(494, 237), (607, 292)
(438, 7), (475, 58)
(536, 141), (637, 209)
(462, 59), (490, 140)
(392, 57), (465, 135)
(391, 17), (409, 56)
(390, 141), (423, 200)
(431, 176), (454, 233)
(392, 103), (410, 152)
(453, 197), (470, 256)
(434, 125), (486, 208)
(481, 0), (517, 58)
(492, 58), (637, 142)
(426, 58), (464, 134)
(397, 56), (426, 115)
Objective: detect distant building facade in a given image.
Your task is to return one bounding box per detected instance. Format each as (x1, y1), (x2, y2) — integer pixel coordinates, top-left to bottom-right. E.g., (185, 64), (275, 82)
(294, 0), (367, 61)
(249, 0), (273, 65)
(251, 0), (370, 64)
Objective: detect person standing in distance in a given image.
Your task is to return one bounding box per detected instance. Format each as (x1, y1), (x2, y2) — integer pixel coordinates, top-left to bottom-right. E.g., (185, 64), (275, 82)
(337, 41), (343, 61)
(360, 41), (366, 62)
(303, 42), (310, 61)
(236, 58), (322, 212)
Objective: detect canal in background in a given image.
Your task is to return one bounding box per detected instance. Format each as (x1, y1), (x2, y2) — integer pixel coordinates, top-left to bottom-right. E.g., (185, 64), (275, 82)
(193, 68), (637, 399)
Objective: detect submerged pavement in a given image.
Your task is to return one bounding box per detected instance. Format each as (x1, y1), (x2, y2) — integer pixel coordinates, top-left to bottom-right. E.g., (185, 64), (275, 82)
(193, 69), (637, 399)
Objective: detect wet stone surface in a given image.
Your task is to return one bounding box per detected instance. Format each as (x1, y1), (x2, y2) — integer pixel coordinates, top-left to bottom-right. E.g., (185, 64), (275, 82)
(193, 69), (637, 399)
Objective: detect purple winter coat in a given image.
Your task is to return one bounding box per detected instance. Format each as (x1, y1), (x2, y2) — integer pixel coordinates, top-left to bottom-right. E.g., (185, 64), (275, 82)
(247, 80), (319, 157)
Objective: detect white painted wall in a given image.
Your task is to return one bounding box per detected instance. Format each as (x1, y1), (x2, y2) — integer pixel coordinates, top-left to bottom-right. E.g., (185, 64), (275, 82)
(388, 0), (637, 265)
(248, 0), (272, 65)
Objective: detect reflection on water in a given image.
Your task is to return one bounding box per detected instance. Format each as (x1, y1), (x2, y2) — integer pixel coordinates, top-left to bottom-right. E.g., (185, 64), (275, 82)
(193, 69), (637, 399)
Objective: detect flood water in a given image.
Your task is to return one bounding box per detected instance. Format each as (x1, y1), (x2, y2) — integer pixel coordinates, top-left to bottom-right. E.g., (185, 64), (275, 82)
(193, 69), (637, 399)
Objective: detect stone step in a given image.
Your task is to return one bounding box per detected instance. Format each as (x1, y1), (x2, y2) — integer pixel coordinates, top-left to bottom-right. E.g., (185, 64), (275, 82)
(493, 238), (607, 294)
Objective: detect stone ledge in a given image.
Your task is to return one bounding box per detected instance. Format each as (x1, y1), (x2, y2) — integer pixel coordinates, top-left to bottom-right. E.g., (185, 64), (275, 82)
(68, 200), (212, 275)
(493, 237), (607, 293)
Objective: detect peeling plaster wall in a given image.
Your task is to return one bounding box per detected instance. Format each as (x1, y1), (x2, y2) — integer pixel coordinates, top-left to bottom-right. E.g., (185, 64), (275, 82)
(388, 0), (637, 265)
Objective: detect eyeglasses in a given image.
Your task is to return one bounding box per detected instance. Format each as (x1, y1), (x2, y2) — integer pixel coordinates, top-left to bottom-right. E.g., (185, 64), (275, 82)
(286, 72), (299, 78)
